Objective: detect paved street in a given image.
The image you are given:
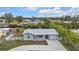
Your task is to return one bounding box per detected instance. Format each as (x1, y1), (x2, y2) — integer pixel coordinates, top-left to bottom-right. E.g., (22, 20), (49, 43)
(10, 40), (66, 51)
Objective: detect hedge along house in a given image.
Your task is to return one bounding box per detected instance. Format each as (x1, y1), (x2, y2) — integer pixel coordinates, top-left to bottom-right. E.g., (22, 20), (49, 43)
(22, 29), (59, 40)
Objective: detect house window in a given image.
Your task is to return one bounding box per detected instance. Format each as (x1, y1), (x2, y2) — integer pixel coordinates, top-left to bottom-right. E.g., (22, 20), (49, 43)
(27, 35), (30, 39)
(38, 35), (43, 38)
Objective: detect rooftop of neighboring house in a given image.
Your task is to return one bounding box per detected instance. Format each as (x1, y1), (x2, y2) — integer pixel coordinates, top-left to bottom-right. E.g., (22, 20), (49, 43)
(32, 19), (44, 24)
(23, 29), (59, 35)
(23, 19), (32, 22)
(0, 28), (11, 32)
(33, 19), (43, 22)
(71, 29), (79, 33)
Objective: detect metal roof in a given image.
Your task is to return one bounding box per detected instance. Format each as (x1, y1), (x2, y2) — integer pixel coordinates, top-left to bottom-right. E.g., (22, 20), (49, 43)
(23, 29), (59, 35)
(23, 19), (31, 21)
(0, 28), (11, 31)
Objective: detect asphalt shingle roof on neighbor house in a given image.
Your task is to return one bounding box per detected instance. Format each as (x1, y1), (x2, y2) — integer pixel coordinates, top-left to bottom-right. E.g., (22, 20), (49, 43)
(23, 29), (59, 35)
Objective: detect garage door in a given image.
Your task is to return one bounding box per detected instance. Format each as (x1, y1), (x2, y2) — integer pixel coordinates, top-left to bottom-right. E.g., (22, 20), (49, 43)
(48, 35), (57, 40)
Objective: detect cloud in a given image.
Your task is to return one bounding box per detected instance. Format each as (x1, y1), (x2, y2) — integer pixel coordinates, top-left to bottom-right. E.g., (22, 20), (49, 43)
(38, 7), (79, 17)
(65, 7), (79, 16)
(38, 7), (64, 14)
(37, 7), (65, 17)
(23, 7), (39, 11)
(0, 12), (5, 16)
(6, 8), (11, 10)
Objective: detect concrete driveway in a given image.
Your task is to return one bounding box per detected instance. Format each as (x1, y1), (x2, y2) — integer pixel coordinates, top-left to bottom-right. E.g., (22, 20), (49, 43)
(10, 40), (66, 51)
(46, 40), (66, 51)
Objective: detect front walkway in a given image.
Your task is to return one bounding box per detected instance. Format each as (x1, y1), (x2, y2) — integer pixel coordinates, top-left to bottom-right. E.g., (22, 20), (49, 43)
(10, 40), (66, 51)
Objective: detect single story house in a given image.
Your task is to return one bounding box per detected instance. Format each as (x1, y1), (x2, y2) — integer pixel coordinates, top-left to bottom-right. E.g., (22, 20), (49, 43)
(22, 29), (59, 40)
(22, 19), (32, 24)
(32, 19), (44, 24)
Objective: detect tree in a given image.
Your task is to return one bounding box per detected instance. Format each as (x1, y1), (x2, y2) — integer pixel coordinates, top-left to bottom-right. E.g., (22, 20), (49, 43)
(2, 13), (14, 23)
(15, 16), (24, 23)
(31, 16), (37, 21)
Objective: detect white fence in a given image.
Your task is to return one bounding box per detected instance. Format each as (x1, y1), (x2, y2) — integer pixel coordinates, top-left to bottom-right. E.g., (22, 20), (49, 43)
(5, 34), (23, 41)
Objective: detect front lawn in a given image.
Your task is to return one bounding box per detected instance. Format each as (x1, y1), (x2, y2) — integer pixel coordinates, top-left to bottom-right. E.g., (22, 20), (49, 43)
(0, 40), (48, 51)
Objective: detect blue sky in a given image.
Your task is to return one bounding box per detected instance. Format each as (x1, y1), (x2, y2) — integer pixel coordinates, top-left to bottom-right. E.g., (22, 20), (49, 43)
(0, 7), (79, 17)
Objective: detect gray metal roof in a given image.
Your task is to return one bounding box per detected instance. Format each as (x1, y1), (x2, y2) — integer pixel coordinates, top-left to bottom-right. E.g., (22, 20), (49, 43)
(23, 29), (59, 35)
(23, 19), (31, 22)
(0, 28), (11, 31)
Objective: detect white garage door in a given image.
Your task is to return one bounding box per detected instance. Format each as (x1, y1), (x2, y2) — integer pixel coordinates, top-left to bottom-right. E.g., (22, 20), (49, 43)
(48, 35), (57, 40)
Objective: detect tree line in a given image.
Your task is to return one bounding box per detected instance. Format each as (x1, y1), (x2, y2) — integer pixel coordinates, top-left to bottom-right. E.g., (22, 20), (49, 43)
(1, 13), (79, 29)
(0, 13), (24, 23)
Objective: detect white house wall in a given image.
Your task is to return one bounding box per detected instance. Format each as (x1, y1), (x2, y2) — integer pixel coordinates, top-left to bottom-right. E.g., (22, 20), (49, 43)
(23, 33), (59, 40)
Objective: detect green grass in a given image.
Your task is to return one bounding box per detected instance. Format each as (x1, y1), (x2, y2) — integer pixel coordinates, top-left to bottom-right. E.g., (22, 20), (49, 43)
(0, 40), (48, 51)
(60, 40), (76, 51)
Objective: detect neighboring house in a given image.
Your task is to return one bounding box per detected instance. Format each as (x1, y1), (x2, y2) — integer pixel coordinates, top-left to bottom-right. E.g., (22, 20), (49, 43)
(63, 21), (72, 23)
(51, 20), (58, 22)
(22, 19), (44, 25)
(0, 19), (6, 24)
(22, 29), (59, 40)
(32, 19), (44, 24)
(0, 28), (11, 38)
(51, 20), (72, 23)
(71, 29), (79, 33)
(22, 19), (32, 24)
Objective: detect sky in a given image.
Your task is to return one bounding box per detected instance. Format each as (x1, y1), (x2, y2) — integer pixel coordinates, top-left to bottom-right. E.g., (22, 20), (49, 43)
(0, 7), (79, 17)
